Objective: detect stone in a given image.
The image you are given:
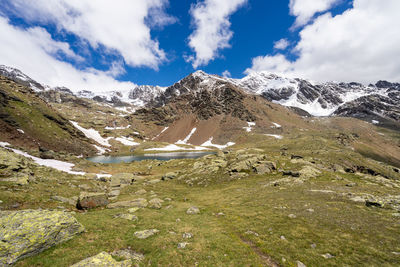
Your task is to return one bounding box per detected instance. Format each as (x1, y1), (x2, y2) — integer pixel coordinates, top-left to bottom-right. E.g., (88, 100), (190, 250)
(280, 235), (286, 240)
(76, 192), (109, 210)
(322, 253), (334, 259)
(0, 209), (84, 266)
(51, 195), (75, 206)
(110, 173), (134, 186)
(253, 161), (277, 174)
(2, 175), (30, 186)
(183, 232), (193, 239)
(109, 189), (121, 198)
(127, 207), (140, 213)
(306, 208), (314, 213)
(299, 166), (321, 179)
(186, 206), (200, 215)
(177, 242), (189, 249)
(288, 214), (297, 219)
(71, 252), (131, 267)
(112, 249), (144, 262)
(245, 230), (259, 237)
(149, 198), (164, 209)
(162, 172), (178, 180)
(114, 213), (138, 221)
(311, 243), (317, 249)
(135, 189), (147, 195)
(148, 179), (161, 184)
(107, 198), (148, 209)
(134, 229), (159, 239)
(297, 260), (306, 267)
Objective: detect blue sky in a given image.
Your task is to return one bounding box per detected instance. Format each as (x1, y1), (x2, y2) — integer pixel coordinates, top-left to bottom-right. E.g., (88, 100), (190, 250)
(0, 0), (399, 91)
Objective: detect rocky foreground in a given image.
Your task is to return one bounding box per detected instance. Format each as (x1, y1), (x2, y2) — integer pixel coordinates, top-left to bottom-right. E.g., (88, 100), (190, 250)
(1, 129), (400, 266)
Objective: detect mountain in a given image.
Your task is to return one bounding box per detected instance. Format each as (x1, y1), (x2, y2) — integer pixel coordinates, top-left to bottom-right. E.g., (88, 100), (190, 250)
(1, 66), (399, 127)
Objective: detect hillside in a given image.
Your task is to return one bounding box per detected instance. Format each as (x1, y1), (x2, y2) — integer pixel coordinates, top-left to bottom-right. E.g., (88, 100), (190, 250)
(0, 75), (96, 156)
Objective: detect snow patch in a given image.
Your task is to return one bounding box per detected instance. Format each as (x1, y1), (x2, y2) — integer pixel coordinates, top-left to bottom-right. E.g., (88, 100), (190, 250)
(201, 137), (235, 149)
(105, 125), (131, 130)
(70, 121), (111, 147)
(17, 129), (25, 134)
(265, 134), (283, 139)
(93, 145), (110, 155)
(372, 120), (379, 124)
(243, 122), (256, 132)
(115, 137), (140, 146)
(96, 174), (112, 179)
(176, 128), (197, 145)
(152, 126), (169, 140)
(271, 122), (281, 128)
(0, 142), (85, 175)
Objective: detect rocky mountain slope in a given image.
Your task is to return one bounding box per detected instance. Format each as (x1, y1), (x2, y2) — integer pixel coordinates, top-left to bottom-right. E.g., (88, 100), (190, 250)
(0, 75), (96, 156)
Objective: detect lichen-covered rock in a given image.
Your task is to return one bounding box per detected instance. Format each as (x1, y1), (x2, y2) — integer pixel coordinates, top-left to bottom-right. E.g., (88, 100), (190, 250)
(0, 209), (84, 266)
(76, 192), (109, 210)
(134, 229), (159, 239)
(107, 198), (148, 209)
(114, 213), (138, 221)
(111, 249), (144, 262)
(71, 252), (131, 267)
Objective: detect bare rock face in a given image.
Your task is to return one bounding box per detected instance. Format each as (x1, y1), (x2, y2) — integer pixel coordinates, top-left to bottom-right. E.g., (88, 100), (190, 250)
(0, 209), (84, 266)
(76, 192), (109, 210)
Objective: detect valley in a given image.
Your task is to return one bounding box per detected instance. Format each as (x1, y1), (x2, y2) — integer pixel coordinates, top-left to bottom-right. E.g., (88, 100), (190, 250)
(1, 67), (400, 266)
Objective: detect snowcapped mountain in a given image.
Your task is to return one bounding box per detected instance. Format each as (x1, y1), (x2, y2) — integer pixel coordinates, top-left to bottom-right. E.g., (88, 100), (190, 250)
(229, 72), (396, 117)
(0, 65), (398, 124)
(0, 65), (46, 92)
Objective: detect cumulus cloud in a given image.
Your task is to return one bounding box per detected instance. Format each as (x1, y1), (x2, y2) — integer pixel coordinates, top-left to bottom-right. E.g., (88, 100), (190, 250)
(289, 0), (339, 28)
(0, 16), (135, 93)
(2, 0), (176, 69)
(187, 0), (247, 68)
(273, 39), (290, 50)
(246, 0), (400, 84)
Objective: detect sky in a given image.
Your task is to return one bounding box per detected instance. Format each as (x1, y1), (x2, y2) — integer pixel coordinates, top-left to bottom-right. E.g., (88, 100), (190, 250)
(0, 0), (399, 92)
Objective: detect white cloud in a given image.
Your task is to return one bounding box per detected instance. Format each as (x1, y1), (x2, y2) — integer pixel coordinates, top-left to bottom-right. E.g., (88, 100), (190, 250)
(273, 38), (290, 50)
(222, 70), (231, 78)
(3, 0), (176, 69)
(0, 16), (135, 93)
(187, 0), (247, 68)
(246, 0), (400, 84)
(289, 0), (339, 28)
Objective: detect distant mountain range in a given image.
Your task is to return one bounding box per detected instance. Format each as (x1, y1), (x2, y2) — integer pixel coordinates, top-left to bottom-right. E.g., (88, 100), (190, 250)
(1, 65), (399, 127)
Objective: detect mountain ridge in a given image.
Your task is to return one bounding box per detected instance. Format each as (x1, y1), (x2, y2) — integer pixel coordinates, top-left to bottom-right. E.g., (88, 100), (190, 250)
(1, 65), (399, 126)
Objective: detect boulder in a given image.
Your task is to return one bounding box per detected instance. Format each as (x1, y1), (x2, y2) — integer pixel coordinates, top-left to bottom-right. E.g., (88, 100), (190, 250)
(0, 210), (84, 266)
(76, 192), (109, 210)
(110, 173), (134, 188)
(149, 198), (164, 209)
(134, 229), (159, 239)
(299, 166), (321, 178)
(107, 198), (148, 209)
(71, 252), (131, 267)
